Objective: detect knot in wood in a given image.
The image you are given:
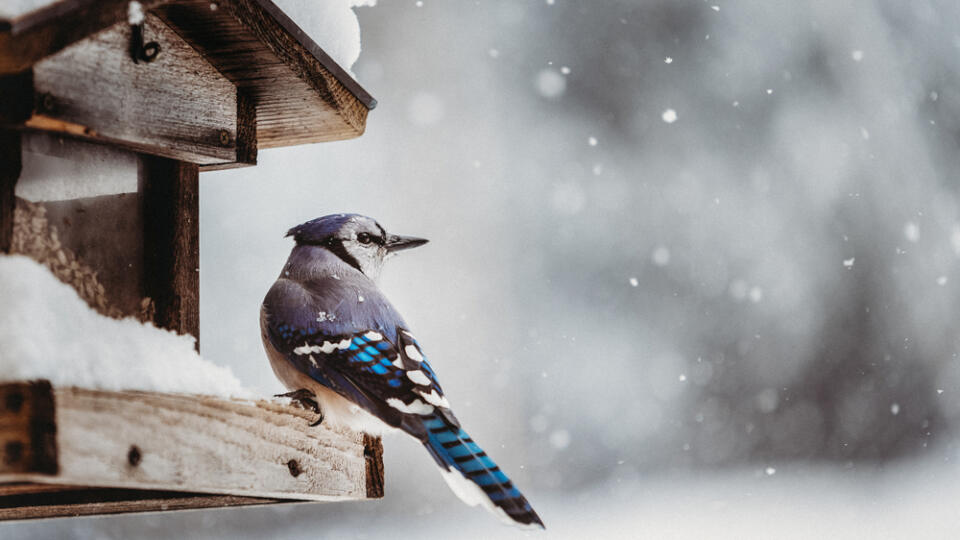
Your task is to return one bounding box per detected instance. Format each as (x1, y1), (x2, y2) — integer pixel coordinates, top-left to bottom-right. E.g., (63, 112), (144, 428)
(286, 459), (302, 477)
(128, 445), (142, 466)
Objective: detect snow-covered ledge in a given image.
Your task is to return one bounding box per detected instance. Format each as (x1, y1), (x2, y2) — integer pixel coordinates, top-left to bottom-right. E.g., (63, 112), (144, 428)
(0, 257), (383, 520)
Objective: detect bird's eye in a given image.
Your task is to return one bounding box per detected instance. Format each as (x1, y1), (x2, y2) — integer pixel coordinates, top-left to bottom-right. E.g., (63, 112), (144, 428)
(357, 233), (373, 244)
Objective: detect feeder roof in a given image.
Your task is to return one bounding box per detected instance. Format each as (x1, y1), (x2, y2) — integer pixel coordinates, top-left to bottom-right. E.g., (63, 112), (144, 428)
(0, 0), (376, 149)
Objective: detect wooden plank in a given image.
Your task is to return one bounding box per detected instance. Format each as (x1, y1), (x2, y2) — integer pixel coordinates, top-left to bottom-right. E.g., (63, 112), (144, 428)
(0, 1), (170, 74)
(0, 487), (277, 521)
(155, 0), (371, 148)
(3, 0), (374, 151)
(236, 88), (258, 166)
(30, 13), (238, 165)
(199, 88), (258, 172)
(0, 383), (382, 515)
(363, 434), (384, 498)
(0, 70), (33, 125)
(0, 381), (57, 476)
(247, 0), (376, 109)
(141, 157), (199, 341)
(0, 130), (20, 253)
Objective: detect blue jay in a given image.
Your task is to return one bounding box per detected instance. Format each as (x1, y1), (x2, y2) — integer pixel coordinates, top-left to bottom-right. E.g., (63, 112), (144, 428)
(260, 214), (543, 529)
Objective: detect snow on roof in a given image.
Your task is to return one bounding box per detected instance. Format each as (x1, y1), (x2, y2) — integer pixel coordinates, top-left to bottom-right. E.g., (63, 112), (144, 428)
(273, 0), (376, 70)
(0, 255), (251, 398)
(0, 0), (56, 20)
(1, 0), (375, 71)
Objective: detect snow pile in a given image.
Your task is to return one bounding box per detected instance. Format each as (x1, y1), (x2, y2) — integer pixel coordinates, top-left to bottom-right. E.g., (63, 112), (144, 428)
(273, 0), (377, 71)
(0, 255), (251, 398)
(17, 133), (139, 202)
(0, 0), (55, 19)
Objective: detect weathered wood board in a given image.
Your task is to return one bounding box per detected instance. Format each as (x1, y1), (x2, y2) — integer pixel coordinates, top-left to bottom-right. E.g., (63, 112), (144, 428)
(0, 1), (169, 74)
(0, 381), (384, 520)
(141, 156), (200, 341)
(1, 0), (375, 158)
(153, 0), (373, 148)
(30, 13), (239, 165)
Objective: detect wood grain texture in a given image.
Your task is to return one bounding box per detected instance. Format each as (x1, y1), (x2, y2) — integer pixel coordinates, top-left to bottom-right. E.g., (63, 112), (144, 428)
(0, 381), (57, 476)
(363, 434), (384, 499)
(0, 382), (383, 521)
(0, 1), (169, 74)
(31, 13), (238, 165)
(48, 387), (370, 500)
(141, 157), (200, 341)
(2, 0), (374, 152)
(155, 0), (371, 148)
(0, 130), (20, 253)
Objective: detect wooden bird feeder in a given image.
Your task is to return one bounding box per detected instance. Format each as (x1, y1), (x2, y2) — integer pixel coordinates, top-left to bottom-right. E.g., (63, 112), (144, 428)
(0, 0), (381, 520)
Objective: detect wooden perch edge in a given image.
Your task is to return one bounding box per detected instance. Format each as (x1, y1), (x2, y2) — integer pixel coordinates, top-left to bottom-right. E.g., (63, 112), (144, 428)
(0, 381), (384, 521)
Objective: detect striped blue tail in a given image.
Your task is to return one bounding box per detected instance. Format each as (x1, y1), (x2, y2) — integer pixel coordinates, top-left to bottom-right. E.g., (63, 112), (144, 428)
(420, 414), (544, 529)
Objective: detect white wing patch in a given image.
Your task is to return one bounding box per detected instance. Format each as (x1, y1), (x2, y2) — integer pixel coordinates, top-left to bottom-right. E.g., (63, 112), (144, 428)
(406, 370), (432, 386)
(404, 344), (424, 362)
(417, 388), (450, 408)
(386, 397), (435, 415)
(364, 331), (383, 341)
(294, 339), (351, 355)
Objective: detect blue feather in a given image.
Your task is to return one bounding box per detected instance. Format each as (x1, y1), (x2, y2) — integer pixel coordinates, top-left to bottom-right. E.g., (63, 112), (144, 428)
(420, 413), (542, 528)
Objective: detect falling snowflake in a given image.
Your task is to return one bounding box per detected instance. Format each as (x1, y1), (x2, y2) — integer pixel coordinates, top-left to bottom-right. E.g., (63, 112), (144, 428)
(904, 222), (920, 243)
(652, 246), (671, 266)
(316, 311), (336, 323)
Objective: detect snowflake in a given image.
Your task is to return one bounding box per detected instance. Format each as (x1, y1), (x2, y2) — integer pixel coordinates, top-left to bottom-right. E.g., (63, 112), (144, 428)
(316, 311), (336, 323)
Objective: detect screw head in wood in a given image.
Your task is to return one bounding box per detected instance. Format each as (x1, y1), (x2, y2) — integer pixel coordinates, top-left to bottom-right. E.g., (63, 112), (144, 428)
(219, 130), (231, 146)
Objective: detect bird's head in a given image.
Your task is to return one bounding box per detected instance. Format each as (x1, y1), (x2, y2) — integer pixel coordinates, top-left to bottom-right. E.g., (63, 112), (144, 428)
(286, 214), (428, 281)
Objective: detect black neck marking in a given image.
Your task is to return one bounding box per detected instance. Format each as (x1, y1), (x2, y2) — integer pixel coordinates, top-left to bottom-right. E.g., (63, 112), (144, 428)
(324, 238), (363, 274)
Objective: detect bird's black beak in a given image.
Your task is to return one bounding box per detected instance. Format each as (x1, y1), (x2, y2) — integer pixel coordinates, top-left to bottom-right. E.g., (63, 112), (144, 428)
(385, 234), (428, 253)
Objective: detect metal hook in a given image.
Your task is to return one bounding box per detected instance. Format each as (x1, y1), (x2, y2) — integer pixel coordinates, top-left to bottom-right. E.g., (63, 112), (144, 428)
(128, 1), (160, 64)
(130, 23), (161, 63)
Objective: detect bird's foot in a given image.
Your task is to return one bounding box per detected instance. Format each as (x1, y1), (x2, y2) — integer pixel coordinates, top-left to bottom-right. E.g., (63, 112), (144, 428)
(275, 388), (324, 426)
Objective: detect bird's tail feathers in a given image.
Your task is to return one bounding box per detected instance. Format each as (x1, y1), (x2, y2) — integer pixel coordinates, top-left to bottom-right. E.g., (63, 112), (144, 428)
(420, 413), (544, 529)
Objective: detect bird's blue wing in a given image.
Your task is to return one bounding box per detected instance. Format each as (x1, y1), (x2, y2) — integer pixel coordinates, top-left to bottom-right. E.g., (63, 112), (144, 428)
(262, 276), (542, 528)
(262, 277), (456, 434)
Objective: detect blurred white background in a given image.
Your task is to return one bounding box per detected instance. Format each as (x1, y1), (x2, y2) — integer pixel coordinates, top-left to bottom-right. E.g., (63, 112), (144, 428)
(11, 0), (960, 537)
